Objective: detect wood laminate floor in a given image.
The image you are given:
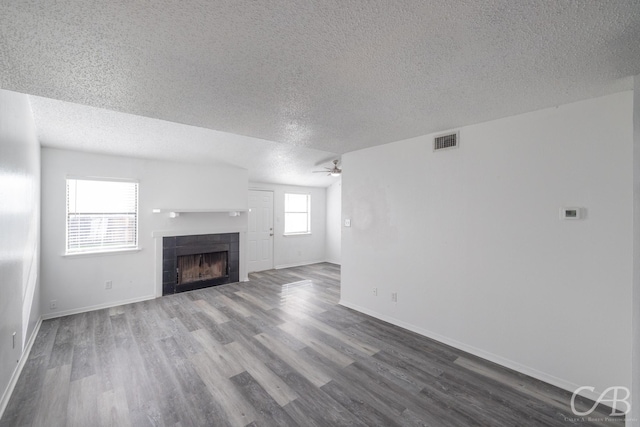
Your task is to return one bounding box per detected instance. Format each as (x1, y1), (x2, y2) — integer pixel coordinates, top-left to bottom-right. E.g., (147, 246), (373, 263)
(1, 263), (619, 426)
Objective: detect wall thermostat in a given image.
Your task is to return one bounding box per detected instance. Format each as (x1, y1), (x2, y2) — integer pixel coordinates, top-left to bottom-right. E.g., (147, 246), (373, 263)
(560, 207), (584, 220)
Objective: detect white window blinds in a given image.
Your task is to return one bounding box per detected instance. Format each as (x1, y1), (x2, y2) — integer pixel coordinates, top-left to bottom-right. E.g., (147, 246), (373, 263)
(66, 178), (139, 254)
(284, 193), (311, 234)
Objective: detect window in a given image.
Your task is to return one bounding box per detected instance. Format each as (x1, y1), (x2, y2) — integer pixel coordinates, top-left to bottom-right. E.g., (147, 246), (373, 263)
(284, 193), (311, 235)
(66, 178), (138, 254)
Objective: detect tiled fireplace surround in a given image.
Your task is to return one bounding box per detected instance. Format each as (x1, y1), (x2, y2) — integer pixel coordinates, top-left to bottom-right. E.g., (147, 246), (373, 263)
(162, 233), (240, 295)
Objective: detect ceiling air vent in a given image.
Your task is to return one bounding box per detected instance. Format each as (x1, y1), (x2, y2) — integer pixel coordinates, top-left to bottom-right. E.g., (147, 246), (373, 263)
(434, 132), (459, 151)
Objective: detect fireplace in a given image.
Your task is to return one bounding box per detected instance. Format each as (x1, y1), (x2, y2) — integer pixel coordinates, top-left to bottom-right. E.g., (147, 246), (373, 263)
(163, 233), (239, 295)
(178, 251), (228, 285)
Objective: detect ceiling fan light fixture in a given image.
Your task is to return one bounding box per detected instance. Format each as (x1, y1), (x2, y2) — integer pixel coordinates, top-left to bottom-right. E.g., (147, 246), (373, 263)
(330, 171), (341, 177)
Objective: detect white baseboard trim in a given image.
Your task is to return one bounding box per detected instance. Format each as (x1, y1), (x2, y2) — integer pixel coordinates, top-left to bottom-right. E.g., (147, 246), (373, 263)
(0, 316), (42, 420)
(274, 260), (327, 270)
(324, 259), (341, 266)
(339, 299), (601, 403)
(41, 295), (156, 320)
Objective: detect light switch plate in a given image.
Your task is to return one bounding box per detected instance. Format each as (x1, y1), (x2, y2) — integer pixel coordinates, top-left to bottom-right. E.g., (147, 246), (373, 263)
(344, 219), (351, 227)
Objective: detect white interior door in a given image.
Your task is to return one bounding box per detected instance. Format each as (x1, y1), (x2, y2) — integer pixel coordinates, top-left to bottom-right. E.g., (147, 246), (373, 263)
(248, 190), (274, 272)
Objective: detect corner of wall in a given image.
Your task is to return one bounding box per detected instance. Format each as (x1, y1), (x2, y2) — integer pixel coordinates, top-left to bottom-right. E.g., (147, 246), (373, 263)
(0, 90), (42, 421)
(325, 179), (342, 265)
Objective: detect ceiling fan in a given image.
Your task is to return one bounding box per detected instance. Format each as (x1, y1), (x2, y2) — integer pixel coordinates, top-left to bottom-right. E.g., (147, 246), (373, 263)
(313, 159), (342, 176)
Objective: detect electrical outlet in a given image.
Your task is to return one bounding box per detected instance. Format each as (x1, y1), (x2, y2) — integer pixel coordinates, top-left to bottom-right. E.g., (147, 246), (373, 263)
(391, 292), (398, 302)
(105, 280), (113, 290)
(49, 300), (57, 310)
(373, 287), (377, 296)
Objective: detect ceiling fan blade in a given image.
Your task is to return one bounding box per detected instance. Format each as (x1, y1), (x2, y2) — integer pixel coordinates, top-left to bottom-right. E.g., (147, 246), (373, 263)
(312, 159), (342, 175)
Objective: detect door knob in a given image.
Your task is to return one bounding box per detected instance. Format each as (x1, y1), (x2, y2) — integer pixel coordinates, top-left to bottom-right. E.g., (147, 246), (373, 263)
(270, 233), (274, 237)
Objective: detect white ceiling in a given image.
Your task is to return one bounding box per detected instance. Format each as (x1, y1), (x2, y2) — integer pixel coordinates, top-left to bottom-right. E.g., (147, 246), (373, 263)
(2, 1), (640, 186)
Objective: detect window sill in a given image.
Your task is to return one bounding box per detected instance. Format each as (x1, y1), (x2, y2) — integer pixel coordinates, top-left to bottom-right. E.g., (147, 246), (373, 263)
(62, 247), (142, 258)
(283, 232), (312, 237)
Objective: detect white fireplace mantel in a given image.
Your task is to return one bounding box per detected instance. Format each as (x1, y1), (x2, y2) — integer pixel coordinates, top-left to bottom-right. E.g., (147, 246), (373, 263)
(152, 208), (247, 218)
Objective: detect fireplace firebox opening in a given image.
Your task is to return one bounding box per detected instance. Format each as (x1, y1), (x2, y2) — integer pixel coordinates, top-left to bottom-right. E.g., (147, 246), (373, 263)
(177, 251), (228, 286)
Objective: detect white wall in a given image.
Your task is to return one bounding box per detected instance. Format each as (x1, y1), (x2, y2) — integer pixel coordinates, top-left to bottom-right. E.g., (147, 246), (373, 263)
(249, 183), (327, 269)
(325, 179), (342, 264)
(41, 149), (249, 317)
(341, 91), (633, 399)
(632, 77), (640, 426)
(0, 90), (41, 412)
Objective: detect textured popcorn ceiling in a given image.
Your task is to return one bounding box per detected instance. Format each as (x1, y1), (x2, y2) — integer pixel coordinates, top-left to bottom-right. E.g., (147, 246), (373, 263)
(2, 1), (640, 185)
(28, 95), (339, 186)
